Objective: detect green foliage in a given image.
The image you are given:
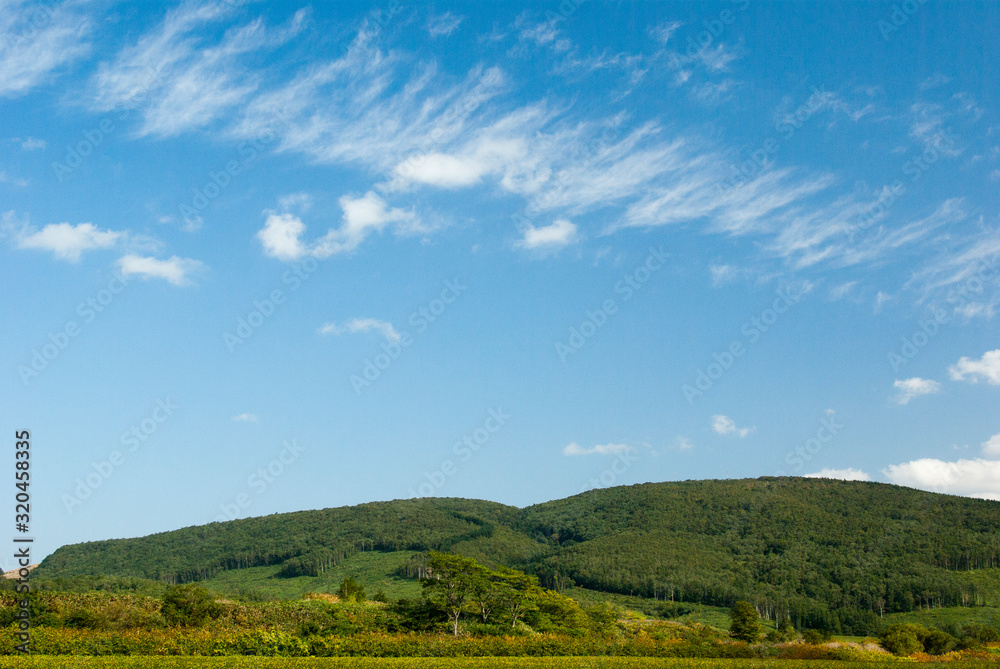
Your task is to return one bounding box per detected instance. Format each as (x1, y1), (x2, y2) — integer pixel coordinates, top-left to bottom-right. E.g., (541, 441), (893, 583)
(421, 551), (487, 635)
(879, 623), (923, 656)
(951, 621), (1000, 648)
(728, 601), (761, 642)
(32, 478), (1000, 637)
(160, 584), (220, 627)
(878, 622), (958, 656)
(337, 576), (366, 602)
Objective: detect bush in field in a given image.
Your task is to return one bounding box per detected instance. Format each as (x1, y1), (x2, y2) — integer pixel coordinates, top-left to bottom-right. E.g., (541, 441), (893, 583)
(801, 628), (832, 644)
(879, 623), (924, 656)
(337, 576), (366, 603)
(878, 623), (958, 656)
(160, 584), (220, 627)
(728, 601), (761, 642)
(583, 601), (618, 634)
(920, 627), (957, 655)
(956, 622), (1000, 648)
(523, 589), (591, 636)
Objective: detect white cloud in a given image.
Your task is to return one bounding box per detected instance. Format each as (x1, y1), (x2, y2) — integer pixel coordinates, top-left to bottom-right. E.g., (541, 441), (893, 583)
(674, 436), (694, 451)
(395, 152), (491, 188)
(257, 212), (307, 261)
(982, 434), (1000, 458)
(691, 79), (736, 106)
(828, 281), (857, 301)
(649, 21), (683, 45)
(874, 291), (894, 313)
(232, 413), (258, 422)
(427, 12), (463, 37)
(317, 192), (417, 255)
(90, 5), (308, 137)
(0, 1), (91, 98)
(19, 137), (46, 150)
(519, 219), (578, 250)
(711, 415), (753, 438)
(257, 192), (418, 261)
(116, 254), (203, 286)
(695, 43), (742, 72)
(709, 264), (740, 286)
(0, 170), (27, 187)
(893, 377), (941, 405)
(17, 222), (123, 261)
(949, 350), (1000, 385)
(805, 468), (871, 481)
(883, 457), (1000, 500)
(319, 318), (400, 343)
(563, 442), (634, 456)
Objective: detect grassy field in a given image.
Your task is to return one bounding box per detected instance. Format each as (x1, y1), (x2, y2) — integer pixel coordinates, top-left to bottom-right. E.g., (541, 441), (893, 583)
(199, 551), (424, 601)
(883, 606), (1000, 630)
(0, 659), (977, 668)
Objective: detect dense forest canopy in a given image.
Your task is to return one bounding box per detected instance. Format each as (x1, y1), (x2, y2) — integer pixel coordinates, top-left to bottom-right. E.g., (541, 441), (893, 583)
(37, 478), (1000, 634)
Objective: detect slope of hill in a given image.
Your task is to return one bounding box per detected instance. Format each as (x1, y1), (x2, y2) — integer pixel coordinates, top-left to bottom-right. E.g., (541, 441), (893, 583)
(37, 478), (1000, 634)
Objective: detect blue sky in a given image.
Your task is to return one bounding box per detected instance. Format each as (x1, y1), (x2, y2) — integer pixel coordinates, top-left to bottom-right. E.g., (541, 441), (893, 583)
(2, 0), (999, 565)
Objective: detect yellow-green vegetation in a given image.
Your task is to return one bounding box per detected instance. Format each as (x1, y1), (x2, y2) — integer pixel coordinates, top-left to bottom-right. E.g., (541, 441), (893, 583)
(4, 552), (1000, 660)
(0, 657), (993, 668)
(32, 480), (1000, 636)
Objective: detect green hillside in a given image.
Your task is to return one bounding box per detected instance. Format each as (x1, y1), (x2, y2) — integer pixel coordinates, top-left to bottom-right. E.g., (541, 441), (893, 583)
(37, 478), (1000, 634)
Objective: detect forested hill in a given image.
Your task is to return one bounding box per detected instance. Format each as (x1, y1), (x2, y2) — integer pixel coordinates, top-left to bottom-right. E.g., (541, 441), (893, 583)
(38, 478), (1000, 632)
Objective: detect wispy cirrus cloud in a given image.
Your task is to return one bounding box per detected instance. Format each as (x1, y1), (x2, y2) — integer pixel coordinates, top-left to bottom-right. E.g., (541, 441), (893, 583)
(427, 12), (463, 37)
(0, 0), (91, 98)
(89, 4), (309, 137)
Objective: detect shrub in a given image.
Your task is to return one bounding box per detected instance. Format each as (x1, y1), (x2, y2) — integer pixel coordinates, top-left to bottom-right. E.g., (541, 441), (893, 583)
(337, 576), (366, 603)
(879, 623), (923, 656)
(160, 584), (220, 627)
(728, 601), (761, 643)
